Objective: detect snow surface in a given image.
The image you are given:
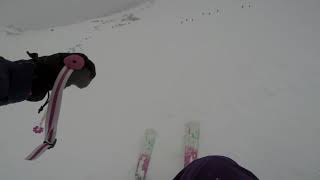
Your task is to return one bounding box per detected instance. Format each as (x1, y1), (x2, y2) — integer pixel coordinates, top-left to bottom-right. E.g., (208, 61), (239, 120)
(0, 0), (148, 30)
(0, 0), (320, 179)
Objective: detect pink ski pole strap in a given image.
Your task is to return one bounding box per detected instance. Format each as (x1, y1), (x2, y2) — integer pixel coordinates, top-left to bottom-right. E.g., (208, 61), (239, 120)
(26, 55), (85, 161)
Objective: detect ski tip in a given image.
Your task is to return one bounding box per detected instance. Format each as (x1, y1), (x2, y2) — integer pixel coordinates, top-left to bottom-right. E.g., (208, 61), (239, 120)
(145, 128), (157, 135)
(185, 121), (200, 128)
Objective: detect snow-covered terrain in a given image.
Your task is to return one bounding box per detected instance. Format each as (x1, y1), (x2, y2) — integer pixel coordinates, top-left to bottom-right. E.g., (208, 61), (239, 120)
(0, 0), (148, 30)
(0, 0), (320, 179)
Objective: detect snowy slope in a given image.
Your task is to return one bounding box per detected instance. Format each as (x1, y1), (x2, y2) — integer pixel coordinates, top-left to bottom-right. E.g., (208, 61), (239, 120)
(0, 0), (148, 30)
(0, 0), (320, 179)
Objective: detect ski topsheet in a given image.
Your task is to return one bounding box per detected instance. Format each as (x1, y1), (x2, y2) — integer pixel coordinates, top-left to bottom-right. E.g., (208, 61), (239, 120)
(135, 128), (156, 180)
(184, 121), (200, 167)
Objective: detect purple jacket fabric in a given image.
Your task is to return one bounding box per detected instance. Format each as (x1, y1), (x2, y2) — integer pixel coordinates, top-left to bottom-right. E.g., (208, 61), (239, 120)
(173, 156), (259, 180)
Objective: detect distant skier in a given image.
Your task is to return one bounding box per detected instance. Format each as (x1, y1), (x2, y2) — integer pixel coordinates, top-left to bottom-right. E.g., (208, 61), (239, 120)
(0, 51), (96, 111)
(174, 156), (259, 180)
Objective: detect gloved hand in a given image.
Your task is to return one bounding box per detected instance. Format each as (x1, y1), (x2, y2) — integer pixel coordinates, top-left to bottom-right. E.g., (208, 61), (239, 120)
(27, 52), (96, 102)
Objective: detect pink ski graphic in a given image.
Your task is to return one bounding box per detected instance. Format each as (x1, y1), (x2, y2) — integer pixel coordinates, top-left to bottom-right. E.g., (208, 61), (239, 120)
(184, 121), (200, 167)
(135, 128), (156, 180)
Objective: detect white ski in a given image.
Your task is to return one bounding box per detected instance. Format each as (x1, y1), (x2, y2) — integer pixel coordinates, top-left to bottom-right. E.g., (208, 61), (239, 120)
(184, 121), (200, 167)
(135, 128), (157, 180)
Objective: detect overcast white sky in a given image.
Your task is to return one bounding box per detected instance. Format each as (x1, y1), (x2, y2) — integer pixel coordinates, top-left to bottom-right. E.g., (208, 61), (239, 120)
(0, 0), (320, 179)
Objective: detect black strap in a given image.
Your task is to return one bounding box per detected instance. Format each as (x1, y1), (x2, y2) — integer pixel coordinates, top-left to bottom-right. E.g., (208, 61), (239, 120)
(38, 91), (50, 114)
(43, 139), (57, 149)
(26, 51), (39, 61)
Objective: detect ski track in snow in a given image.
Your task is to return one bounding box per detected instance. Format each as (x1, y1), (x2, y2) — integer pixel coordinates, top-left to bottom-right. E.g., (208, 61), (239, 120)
(65, 0), (256, 53)
(66, 4), (148, 53)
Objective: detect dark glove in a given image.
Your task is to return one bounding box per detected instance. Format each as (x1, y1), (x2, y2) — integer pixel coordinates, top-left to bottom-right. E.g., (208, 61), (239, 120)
(26, 52), (96, 101)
